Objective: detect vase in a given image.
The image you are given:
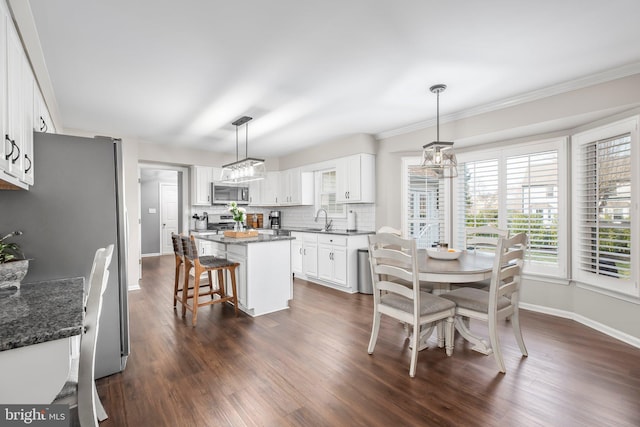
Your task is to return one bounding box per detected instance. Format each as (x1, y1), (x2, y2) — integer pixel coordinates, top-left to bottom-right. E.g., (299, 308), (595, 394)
(0, 259), (29, 289)
(234, 221), (244, 232)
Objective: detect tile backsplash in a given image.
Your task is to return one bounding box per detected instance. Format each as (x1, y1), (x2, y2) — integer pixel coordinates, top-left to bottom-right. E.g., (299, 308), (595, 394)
(191, 204), (375, 231)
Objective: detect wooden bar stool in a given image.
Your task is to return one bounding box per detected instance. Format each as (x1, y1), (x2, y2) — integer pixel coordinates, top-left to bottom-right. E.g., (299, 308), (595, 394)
(171, 233), (213, 308)
(180, 235), (239, 326)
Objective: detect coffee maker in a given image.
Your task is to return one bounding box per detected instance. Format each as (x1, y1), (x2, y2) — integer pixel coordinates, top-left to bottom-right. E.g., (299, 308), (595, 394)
(269, 211), (281, 229)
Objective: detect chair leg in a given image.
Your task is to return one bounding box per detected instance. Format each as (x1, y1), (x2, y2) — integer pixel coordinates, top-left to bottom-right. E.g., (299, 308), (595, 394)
(207, 270), (214, 299)
(228, 267), (238, 316)
(173, 259), (181, 308)
(94, 383), (108, 421)
(181, 263), (191, 318)
(191, 267), (201, 326)
(217, 270), (225, 297)
(445, 317), (455, 356)
(367, 311), (381, 354)
(409, 322), (419, 378)
(511, 307), (528, 357)
(488, 318), (506, 373)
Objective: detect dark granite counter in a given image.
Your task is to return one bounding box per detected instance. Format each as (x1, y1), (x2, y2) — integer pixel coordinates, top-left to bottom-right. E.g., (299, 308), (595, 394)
(0, 277), (84, 351)
(196, 234), (295, 246)
(282, 227), (375, 236)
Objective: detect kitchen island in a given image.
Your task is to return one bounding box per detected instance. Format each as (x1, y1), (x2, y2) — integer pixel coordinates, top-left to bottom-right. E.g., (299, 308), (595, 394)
(194, 233), (294, 317)
(0, 277), (84, 403)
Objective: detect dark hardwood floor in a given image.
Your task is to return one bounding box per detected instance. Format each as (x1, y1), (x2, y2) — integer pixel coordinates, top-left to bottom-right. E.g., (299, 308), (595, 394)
(97, 255), (640, 426)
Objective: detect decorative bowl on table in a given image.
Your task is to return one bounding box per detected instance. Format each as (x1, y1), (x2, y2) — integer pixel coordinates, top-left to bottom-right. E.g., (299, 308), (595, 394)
(426, 248), (462, 260)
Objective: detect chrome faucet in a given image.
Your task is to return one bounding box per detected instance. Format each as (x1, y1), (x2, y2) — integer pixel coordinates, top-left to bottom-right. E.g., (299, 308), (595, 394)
(314, 208), (333, 231)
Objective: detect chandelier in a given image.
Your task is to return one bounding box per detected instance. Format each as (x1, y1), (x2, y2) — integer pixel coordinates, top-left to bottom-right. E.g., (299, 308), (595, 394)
(420, 84), (458, 178)
(219, 116), (266, 183)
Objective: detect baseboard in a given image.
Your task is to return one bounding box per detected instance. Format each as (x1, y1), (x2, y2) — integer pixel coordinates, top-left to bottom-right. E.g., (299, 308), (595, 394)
(520, 302), (640, 349)
(141, 253), (161, 258)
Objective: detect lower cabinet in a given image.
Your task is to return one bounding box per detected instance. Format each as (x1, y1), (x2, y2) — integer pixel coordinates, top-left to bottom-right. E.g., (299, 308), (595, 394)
(292, 232), (369, 293)
(318, 235), (347, 286)
(291, 232), (318, 278)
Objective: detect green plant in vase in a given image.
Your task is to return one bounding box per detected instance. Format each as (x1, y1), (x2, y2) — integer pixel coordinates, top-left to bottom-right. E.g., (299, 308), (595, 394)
(227, 201), (247, 231)
(0, 231), (28, 289)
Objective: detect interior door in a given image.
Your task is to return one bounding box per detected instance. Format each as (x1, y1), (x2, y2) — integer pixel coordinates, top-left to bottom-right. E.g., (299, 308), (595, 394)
(160, 183), (178, 254)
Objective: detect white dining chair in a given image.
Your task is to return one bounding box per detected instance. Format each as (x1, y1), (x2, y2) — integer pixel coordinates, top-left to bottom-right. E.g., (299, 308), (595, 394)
(441, 233), (528, 373)
(455, 225), (509, 290)
(367, 233), (456, 377)
(53, 245), (114, 426)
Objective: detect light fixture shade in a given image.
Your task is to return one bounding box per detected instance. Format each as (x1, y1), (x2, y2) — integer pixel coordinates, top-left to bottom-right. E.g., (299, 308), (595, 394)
(421, 141), (458, 178)
(220, 158), (266, 183)
(219, 115), (266, 183)
(420, 83), (457, 178)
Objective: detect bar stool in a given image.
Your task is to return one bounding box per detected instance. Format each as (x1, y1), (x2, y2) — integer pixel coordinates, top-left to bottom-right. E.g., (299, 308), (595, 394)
(180, 235), (240, 326)
(171, 233), (213, 308)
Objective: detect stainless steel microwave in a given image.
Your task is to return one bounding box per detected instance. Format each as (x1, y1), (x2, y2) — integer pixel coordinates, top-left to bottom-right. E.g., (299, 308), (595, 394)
(211, 184), (249, 205)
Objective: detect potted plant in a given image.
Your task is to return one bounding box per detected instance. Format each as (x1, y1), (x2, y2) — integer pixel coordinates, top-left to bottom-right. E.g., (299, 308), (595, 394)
(227, 202), (246, 231)
(0, 231), (28, 289)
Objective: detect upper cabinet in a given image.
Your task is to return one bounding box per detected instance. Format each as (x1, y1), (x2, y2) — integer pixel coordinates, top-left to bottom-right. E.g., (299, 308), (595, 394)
(190, 166), (213, 205)
(278, 168), (313, 206)
(248, 169), (313, 207)
(33, 85), (54, 134)
(336, 153), (375, 203)
(0, 2), (55, 190)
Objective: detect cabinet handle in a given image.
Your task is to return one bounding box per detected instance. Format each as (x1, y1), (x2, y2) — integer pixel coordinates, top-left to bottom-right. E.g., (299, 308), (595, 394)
(39, 117), (47, 132)
(5, 135), (14, 161)
(299, 248), (303, 255)
(11, 141), (20, 164)
(24, 154), (32, 173)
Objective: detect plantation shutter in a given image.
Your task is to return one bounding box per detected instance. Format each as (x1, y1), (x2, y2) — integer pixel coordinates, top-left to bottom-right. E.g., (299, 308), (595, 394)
(406, 164), (444, 249)
(455, 158), (499, 248)
(506, 150), (559, 265)
(577, 134), (632, 281)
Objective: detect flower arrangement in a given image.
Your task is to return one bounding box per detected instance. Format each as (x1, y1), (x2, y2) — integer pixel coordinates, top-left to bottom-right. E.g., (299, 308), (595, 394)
(227, 201), (246, 224)
(0, 231), (24, 264)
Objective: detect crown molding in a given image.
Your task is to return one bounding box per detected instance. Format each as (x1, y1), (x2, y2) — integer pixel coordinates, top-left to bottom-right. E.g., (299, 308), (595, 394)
(376, 62), (640, 140)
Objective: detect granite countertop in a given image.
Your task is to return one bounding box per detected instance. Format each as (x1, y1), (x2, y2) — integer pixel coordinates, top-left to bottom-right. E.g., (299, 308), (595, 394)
(0, 277), (84, 351)
(196, 234), (295, 245)
(282, 227), (375, 236)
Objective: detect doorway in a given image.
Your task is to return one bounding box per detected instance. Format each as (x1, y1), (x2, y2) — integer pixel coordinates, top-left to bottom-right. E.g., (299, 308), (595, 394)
(138, 164), (189, 277)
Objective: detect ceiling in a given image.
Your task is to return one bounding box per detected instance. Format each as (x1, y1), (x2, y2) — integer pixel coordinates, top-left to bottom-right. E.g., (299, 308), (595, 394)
(25, 0), (640, 157)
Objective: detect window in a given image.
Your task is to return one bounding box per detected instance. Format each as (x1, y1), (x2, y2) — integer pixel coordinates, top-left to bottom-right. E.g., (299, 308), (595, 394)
(506, 151), (559, 265)
(572, 117), (638, 296)
(453, 138), (567, 278)
(316, 169), (345, 216)
(402, 158), (445, 249)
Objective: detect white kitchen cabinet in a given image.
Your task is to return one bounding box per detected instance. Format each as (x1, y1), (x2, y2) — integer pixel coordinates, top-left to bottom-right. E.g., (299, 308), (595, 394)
(261, 171), (280, 205)
(0, 3), (9, 177)
(33, 86), (54, 134)
(294, 232), (369, 293)
(190, 165), (213, 205)
(279, 168), (314, 205)
(318, 235), (347, 286)
(248, 179), (262, 205)
(21, 53), (34, 185)
(291, 232), (318, 278)
(4, 18), (23, 181)
(336, 153), (375, 203)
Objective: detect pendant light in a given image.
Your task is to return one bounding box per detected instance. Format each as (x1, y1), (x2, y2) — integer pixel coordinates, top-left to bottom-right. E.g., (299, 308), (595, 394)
(219, 116), (266, 183)
(420, 84), (458, 178)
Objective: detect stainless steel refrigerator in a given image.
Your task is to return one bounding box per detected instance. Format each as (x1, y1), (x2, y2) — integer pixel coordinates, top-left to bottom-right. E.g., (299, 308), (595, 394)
(0, 133), (129, 379)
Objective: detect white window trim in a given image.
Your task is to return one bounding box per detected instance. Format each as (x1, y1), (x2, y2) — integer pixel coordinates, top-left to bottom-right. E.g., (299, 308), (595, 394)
(401, 156), (452, 244)
(453, 137), (569, 279)
(571, 116), (639, 297)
